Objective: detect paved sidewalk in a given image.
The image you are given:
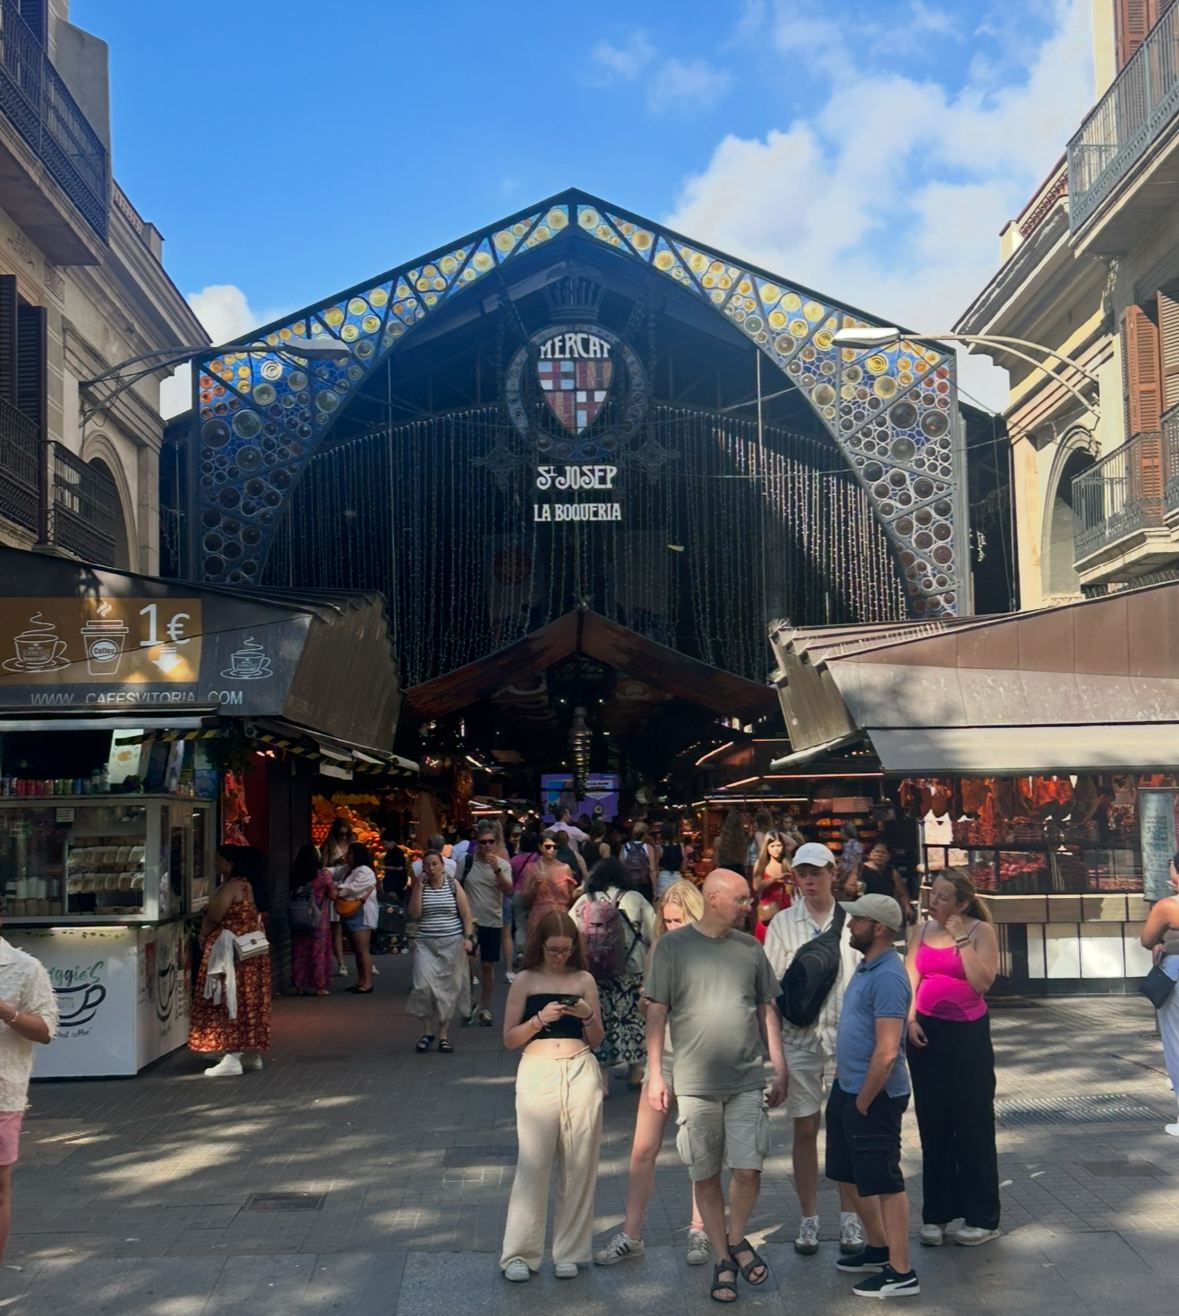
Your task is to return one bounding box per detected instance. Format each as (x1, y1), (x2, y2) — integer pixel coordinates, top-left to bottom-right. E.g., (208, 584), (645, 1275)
(0, 955), (1176, 1312)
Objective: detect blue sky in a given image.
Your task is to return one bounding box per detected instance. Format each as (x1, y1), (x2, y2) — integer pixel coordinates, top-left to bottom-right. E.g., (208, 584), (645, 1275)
(73, 0), (1095, 411)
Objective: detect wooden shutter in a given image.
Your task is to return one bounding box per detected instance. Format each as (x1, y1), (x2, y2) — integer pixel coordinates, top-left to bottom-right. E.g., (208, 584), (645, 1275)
(1123, 304), (1162, 438)
(0, 275), (16, 407)
(15, 304), (46, 435)
(16, 0), (47, 45)
(1159, 290), (1179, 413)
(1117, 0), (1161, 67)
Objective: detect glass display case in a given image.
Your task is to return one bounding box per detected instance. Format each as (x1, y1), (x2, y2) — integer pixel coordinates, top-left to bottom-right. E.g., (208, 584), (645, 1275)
(0, 796), (214, 923)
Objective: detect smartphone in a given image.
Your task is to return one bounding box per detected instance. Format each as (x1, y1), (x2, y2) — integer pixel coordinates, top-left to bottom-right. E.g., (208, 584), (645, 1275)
(559, 994), (581, 1008)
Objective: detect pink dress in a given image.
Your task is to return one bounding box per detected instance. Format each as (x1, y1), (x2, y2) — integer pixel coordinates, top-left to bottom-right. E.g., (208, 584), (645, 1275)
(291, 868), (334, 993)
(526, 865), (578, 934)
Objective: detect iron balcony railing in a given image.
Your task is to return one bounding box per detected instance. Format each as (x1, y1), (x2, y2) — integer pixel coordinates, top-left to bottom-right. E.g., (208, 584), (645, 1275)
(46, 441), (116, 564)
(0, 0), (108, 241)
(1072, 430), (1166, 562)
(1067, 2), (1179, 230)
(0, 393), (39, 533)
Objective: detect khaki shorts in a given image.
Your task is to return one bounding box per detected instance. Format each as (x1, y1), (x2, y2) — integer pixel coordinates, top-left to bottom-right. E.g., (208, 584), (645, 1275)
(675, 1088), (770, 1181)
(783, 1041), (834, 1119)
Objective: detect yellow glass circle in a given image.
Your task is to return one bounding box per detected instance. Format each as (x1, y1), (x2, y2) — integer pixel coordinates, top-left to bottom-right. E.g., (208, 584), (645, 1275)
(440, 255), (458, 275)
(689, 253), (708, 273)
(473, 251), (494, 272)
(803, 300), (824, 321)
(347, 297), (367, 316)
(578, 208), (599, 228)
(790, 319), (809, 337)
(432, 277), (446, 290)
(340, 324), (359, 342)
(710, 289), (725, 303)
(865, 354), (889, 375)
(814, 329), (833, 350)
(782, 293), (801, 311)
(369, 288), (388, 307)
(761, 283), (780, 303)
(654, 250), (675, 271)
(493, 230), (515, 251)
(769, 310), (787, 330)
(874, 376), (897, 398)
(632, 229), (653, 251)
(549, 208), (568, 229)
(737, 279), (753, 296)
(362, 315), (380, 334)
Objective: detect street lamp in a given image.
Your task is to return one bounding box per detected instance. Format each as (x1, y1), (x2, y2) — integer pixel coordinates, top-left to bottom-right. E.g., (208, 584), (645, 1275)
(80, 336), (354, 425)
(831, 327), (1100, 417)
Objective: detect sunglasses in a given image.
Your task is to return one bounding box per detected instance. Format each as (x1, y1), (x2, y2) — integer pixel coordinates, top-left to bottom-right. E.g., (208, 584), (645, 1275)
(477, 838), (495, 845)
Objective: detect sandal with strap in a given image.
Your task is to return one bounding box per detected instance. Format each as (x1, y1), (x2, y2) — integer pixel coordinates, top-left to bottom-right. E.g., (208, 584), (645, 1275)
(438, 1039), (454, 1053)
(730, 1237), (768, 1286)
(415, 1035), (435, 1052)
(711, 1259), (739, 1303)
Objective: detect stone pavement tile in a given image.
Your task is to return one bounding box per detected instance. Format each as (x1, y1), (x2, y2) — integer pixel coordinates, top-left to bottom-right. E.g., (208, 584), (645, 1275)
(200, 1250), (406, 1314)
(1035, 1226), (1178, 1308)
(0, 1255), (226, 1315)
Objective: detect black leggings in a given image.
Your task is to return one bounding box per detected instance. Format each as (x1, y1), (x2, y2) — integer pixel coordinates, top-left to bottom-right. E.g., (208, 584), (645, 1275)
(907, 1011), (1000, 1230)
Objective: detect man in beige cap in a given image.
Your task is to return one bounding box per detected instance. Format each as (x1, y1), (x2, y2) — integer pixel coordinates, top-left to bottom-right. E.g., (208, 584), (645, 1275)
(827, 893), (919, 1299)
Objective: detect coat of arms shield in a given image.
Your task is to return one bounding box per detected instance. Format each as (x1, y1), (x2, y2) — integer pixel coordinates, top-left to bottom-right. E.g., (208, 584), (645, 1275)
(537, 358), (613, 435)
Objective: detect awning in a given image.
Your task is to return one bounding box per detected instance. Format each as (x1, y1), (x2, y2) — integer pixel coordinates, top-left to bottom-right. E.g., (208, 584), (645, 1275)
(0, 548), (403, 751)
(869, 724), (1179, 774)
(252, 725), (417, 778)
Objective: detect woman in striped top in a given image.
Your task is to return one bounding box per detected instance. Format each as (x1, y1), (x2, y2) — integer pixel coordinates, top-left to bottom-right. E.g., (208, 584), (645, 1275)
(407, 850), (475, 1053)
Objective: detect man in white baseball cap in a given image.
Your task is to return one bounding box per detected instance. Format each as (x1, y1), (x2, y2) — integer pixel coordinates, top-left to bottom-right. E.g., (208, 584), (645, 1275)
(764, 842), (864, 1259)
(828, 891), (918, 1298)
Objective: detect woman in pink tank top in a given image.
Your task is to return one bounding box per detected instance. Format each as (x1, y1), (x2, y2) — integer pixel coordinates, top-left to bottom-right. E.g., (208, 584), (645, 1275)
(905, 869), (1001, 1249)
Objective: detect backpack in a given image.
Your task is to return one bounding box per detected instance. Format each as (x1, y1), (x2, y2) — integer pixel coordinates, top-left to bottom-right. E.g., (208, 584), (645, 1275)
(288, 884), (323, 933)
(577, 891), (642, 981)
(776, 904), (848, 1027)
(621, 841), (650, 889)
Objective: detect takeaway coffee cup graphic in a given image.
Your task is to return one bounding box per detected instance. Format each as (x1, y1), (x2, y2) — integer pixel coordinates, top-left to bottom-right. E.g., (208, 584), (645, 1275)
(81, 617), (129, 675)
(55, 981), (106, 1028)
(221, 638), (272, 680)
(4, 612), (68, 673)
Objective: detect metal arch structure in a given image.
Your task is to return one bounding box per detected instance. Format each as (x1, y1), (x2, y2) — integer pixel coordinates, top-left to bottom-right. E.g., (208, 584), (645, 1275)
(189, 188), (968, 619)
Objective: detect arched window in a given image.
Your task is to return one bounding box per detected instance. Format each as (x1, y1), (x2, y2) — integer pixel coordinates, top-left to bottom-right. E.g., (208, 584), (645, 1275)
(87, 457), (131, 570)
(1043, 445), (1096, 600)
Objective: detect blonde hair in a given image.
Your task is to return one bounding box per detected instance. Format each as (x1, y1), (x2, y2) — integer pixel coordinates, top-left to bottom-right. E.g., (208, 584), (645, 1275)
(656, 879), (704, 937)
(933, 868), (992, 923)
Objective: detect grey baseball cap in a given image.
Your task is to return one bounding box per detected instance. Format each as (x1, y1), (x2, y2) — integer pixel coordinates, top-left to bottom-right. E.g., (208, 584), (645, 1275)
(839, 893), (904, 931)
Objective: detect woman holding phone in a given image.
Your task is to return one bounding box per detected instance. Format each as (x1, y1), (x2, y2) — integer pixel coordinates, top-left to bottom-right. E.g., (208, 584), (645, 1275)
(500, 910), (604, 1283)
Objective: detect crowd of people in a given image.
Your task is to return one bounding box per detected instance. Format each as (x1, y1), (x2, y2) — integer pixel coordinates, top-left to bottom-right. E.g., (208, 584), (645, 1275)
(477, 819), (1007, 1303)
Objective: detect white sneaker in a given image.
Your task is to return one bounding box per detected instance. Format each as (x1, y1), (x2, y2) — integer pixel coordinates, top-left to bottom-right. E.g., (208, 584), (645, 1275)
(593, 1232), (645, 1265)
(686, 1228), (710, 1265)
(953, 1226), (1000, 1247)
(554, 1262), (578, 1279)
(371, 966), (380, 975)
(240, 1053), (264, 1071)
(794, 1216), (820, 1255)
(840, 1215), (865, 1254)
(1166, 1122), (1179, 1136)
(203, 1054), (243, 1077)
(505, 972), (516, 983)
(336, 965), (349, 977)
(503, 1259), (530, 1282)
(918, 1223), (944, 1247)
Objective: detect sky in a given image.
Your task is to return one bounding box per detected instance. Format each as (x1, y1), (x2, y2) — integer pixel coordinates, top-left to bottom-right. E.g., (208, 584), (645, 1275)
(72, 0), (1097, 416)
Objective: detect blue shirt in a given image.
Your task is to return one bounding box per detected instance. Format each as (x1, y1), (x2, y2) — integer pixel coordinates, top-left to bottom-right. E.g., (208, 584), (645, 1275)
(834, 946), (911, 1098)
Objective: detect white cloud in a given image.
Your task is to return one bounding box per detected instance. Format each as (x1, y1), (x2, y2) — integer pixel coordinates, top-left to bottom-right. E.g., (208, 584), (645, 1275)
(588, 29), (731, 114)
(649, 58), (733, 113)
(590, 31), (656, 81)
(665, 0), (1094, 409)
(159, 284), (279, 419)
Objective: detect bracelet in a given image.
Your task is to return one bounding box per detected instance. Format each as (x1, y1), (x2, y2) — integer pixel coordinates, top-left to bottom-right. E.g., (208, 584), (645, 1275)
(955, 935), (971, 948)
(532, 1014), (543, 1031)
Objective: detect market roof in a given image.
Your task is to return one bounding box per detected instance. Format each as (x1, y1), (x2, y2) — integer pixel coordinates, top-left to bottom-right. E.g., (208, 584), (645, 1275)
(405, 607), (778, 722)
(0, 548), (403, 753)
(770, 582), (1179, 773)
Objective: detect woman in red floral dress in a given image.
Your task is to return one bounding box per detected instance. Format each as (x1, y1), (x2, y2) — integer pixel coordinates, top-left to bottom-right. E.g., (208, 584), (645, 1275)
(189, 862), (271, 1077)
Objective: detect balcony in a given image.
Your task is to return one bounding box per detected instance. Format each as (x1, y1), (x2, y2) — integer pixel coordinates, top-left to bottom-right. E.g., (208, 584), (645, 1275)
(0, 0), (108, 261)
(1067, 2), (1179, 251)
(1072, 410), (1179, 586)
(0, 412), (116, 565)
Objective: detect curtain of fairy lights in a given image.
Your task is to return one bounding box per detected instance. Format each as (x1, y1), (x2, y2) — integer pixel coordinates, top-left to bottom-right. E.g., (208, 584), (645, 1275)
(263, 404), (906, 686)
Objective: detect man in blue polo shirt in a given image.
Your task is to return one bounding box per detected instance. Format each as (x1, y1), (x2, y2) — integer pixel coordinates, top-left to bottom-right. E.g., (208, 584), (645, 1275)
(826, 894), (918, 1299)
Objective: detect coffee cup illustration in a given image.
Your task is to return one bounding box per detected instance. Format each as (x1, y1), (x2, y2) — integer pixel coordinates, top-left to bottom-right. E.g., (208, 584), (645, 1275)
(221, 638), (272, 680)
(81, 617), (129, 676)
(56, 981), (106, 1028)
(4, 612), (68, 673)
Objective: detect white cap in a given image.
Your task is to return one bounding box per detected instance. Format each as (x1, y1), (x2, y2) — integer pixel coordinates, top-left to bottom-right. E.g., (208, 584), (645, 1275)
(791, 842), (836, 869)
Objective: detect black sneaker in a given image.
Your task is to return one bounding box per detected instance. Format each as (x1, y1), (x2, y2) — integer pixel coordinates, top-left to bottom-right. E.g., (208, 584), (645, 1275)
(836, 1245), (890, 1273)
(851, 1265), (920, 1298)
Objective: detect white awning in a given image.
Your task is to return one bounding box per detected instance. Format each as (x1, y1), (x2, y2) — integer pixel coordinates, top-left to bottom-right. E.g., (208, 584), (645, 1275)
(869, 724), (1179, 774)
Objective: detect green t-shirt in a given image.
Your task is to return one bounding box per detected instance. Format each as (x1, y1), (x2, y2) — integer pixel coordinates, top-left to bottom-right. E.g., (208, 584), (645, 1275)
(643, 924), (779, 1098)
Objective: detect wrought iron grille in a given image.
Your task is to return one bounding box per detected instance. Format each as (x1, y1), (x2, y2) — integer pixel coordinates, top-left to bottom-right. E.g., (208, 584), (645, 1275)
(47, 441), (115, 564)
(0, 393), (38, 532)
(0, 0), (108, 241)
(1072, 431), (1165, 562)
(1068, 2), (1179, 230)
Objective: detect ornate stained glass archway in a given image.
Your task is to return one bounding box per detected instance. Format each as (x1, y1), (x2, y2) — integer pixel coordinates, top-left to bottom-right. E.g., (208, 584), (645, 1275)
(190, 188), (966, 618)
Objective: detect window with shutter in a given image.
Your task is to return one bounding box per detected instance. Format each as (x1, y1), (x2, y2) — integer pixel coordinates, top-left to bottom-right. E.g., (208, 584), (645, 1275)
(1117, 0), (1161, 67)
(15, 305), (46, 435)
(1158, 290), (1179, 414)
(0, 276), (16, 408)
(1123, 304), (1162, 437)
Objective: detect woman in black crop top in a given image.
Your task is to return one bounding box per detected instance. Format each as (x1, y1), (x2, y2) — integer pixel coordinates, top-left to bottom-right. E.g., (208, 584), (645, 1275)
(499, 910), (604, 1283)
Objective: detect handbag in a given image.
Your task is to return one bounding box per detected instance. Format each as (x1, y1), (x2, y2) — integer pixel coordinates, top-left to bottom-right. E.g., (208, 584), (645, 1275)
(288, 885), (323, 932)
(233, 930), (270, 961)
(334, 897), (362, 917)
(1140, 962), (1176, 1009)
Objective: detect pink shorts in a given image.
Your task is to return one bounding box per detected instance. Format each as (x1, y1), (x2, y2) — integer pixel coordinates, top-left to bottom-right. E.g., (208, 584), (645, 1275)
(0, 1111), (23, 1166)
